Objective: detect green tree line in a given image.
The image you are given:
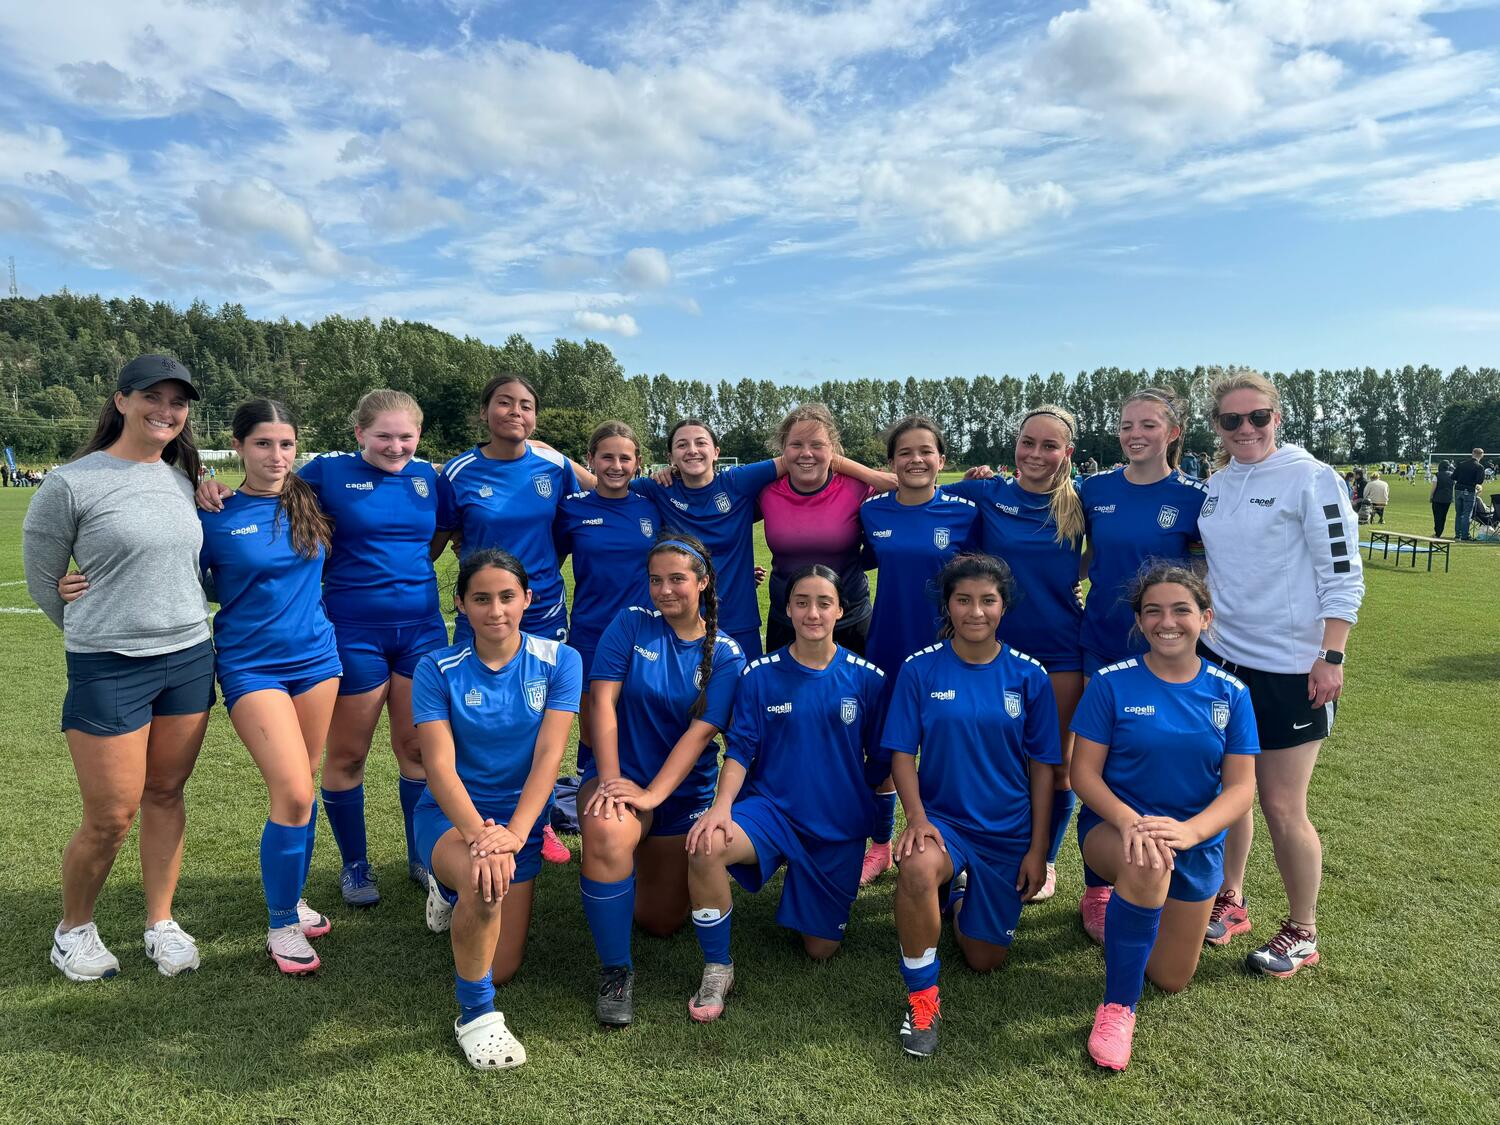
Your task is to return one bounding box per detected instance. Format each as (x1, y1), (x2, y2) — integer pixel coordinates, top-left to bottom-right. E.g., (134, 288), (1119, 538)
(2, 291), (1497, 466)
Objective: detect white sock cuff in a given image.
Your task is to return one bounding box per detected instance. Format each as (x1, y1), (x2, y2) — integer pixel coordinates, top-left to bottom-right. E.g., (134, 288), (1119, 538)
(901, 946), (937, 970)
(692, 907), (731, 925)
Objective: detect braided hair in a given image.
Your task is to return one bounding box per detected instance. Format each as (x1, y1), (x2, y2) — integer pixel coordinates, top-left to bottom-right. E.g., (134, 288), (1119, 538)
(648, 530), (719, 720)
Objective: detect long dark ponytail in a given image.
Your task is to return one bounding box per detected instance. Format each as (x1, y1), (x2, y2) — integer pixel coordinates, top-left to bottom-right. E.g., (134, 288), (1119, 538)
(649, 531), (719, 720)
(232, 398), (332, 559)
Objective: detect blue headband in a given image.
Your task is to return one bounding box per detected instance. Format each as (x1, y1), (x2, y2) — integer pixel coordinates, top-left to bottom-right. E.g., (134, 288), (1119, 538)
(656, 539), (706, 565)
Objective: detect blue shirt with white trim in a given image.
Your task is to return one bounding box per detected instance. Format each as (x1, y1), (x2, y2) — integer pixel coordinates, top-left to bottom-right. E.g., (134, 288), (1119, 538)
(298, 452), (442, 626)
(554, 489), (658, 655)
(725, 647), (888, 842)
(629, 459), (782, 633)
(881, 641), (1060, 848)
(198, 492), (338, 677)
(1070, 657), (1259, 851)
(437, 444), (580, 621)
(411, 636), (582, 806)
(589, 606), (746, 803)
(858, 489), (980, 679)
(1079, 468), (1207, 665)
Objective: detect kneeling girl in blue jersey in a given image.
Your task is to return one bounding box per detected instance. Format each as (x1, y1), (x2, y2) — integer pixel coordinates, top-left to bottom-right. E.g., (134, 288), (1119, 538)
(1069, 565), (1257, 1072)
(884, 554), (1060, 1059)
(579, 533), (746, 1027)
(683, 565), (888, 1022)
(411, 549), (581, 1069)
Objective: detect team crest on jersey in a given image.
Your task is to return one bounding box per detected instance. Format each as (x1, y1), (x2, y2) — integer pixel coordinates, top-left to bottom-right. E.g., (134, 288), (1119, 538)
(934, 527), (951, 549)
(1211, 701), (1229, 730)
(713, 492), (732, 514)
(1157, 505), (1179, 530)
(1004, 690), (1021, 719)
(639, 517), (654, 537)
(533, 474), (553, 499)
(524, 679), (547, 712)
(411, 477), (429, 499)
(840, 697), (858, 725)
(464, 688), (483, 708)
(1201, 496), (1217, 518)
(478, 484), (493, 498)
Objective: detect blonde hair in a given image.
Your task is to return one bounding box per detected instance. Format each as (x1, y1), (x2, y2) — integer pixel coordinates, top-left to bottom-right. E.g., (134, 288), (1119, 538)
(350, 388), (424, 431)
(1208, 369), (1280, 469)
(773, 402), (843, 457)
(1018, 405), (1084, 545)
(1122, 385), (1186, 470)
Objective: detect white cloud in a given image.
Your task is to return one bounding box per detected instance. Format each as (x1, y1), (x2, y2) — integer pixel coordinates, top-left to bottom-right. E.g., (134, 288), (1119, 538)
(0, 125), (130, 187)
(1359, 155), (1500, 214)
(573, 310), (641, 337)
(192, 179), (352, 276)
(622, 247), (672, 288)
(860, 161), (1074, 245)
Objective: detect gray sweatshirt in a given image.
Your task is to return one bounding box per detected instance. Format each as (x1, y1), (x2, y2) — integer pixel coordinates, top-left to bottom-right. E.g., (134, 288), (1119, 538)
(23, 451), (211, 655)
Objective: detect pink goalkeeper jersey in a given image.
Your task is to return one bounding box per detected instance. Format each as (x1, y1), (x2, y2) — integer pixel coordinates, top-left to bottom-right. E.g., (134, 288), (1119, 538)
(759, 472), (874, 628)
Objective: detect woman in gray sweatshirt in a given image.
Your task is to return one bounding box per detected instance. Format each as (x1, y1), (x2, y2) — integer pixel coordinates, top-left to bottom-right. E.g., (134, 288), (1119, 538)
(23, 355), (214, 982)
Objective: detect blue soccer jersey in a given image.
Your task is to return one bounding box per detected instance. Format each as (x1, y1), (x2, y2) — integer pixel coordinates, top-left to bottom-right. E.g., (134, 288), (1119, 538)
(437, 444), (580, 627)
(630, 459), (781, 634)
(411, 636), (582, 806)
(881, 641), (1061, 847)
(589, 606), (746, 804)
(299, 452), (443, 626)
(859, 489), (979, 680)
(948, 477), (1084, 672)
(1079, 469), (1207, 666)
(1071, 657), (1259, 851)
(198, 492), (339, 677)
(554, 489), (658, 664)
(725, 647), (888, 843)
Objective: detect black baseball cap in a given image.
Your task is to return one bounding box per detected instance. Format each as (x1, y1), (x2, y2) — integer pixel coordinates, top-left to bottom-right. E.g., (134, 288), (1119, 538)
(117, 354), (200, 400)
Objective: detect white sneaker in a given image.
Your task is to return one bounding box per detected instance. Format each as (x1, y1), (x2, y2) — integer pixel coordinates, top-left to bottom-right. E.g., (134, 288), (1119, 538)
(51, 921), (120, 981)
(143, 919), (201, 976)
(296, 900), (331, 939)
(267, 924), (321, 975)
(426, 874), (454, 934)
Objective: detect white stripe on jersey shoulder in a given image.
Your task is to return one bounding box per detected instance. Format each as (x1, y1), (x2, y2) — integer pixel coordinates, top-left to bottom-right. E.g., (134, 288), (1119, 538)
(936, 489), (976, 508)
(524, 635), (562, 665)
(1006, 646), (1045, 670)
(444, 450), (480, 480)
(714, 633), (743, 656)
(904, 643), (944, 663)
(1205, 664), (1247, 691)
(527, 441), (567, 468)
(862, 490), (893, 504)
(744, 652), (781, 675)
(1173, 471), (1208, 492)
(315, 450), (358, 462)
(1096, 657), (1140, 677)
(409, 455), (432, 465)
(564, 490), (590, 501)
(626, 605), (662, 618)
(844, 651), (886, 677)
(436, 647), (473, 673)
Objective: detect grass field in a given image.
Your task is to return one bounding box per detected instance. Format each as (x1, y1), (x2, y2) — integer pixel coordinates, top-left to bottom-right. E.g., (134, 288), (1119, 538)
(1, 474), (1497, 1124)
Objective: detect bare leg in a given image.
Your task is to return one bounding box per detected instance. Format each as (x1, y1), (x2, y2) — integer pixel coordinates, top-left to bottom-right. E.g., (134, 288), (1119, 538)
(61, 726), (149, 928)
(1256, 741), (1324, 928)
(138, 711), (209, 926)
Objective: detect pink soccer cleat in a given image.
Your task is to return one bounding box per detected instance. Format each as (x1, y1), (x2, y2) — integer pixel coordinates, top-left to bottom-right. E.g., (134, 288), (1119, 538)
(859, 841), (894, 887)
(1088, 1003), (1136, 1071)
(541, 824), (572, 865)
(1080, 886), (1111, 944)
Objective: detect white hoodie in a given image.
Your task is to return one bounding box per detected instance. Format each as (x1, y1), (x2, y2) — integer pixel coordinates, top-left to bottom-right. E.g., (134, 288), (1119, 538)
(1198, 444), (1364, 674)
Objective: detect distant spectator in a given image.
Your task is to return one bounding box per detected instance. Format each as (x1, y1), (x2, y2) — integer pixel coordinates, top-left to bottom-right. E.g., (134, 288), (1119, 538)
(1180, 449), (1201, 479)
(1081, 456), (1098, 476)
(1453, 447), (1486, 541)
(1341, 471), (1355, 502)
(1363, 473), (1389, 524)
(1431, 461), (1455, 537)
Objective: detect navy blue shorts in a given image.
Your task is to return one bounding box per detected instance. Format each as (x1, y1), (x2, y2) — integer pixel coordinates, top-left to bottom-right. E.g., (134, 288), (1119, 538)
(414, 792), (546, 899)
(920, 816), (1025, 948)
(333, 616), (448, 695)
(1077, 809), (1223, 903)
(220, 658), (342, 713)
(578, 764), (710, 838)
(453, 600), (567, 647)
(727, 796), (863, 942)
(62, 639), (216, 736)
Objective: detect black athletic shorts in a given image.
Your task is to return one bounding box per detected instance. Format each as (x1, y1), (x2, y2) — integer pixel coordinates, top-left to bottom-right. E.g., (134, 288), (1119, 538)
(1201, 647), (1335, 750)
(62, 639), (216, 736)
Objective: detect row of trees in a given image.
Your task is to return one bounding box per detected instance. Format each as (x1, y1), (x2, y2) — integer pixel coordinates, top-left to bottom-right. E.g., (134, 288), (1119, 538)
(2, 291), (1497, 465)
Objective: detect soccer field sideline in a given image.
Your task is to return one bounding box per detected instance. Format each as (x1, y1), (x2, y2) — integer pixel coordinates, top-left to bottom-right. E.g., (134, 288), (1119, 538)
(1, 479), (1497, 1124)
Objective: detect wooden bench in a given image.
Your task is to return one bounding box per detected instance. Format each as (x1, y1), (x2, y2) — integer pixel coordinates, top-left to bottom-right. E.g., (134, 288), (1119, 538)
(1365, 530), (1452, 572)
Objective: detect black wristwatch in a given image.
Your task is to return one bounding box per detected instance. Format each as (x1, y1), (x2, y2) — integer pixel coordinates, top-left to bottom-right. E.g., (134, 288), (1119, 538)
(1318, 649), (1344, 665)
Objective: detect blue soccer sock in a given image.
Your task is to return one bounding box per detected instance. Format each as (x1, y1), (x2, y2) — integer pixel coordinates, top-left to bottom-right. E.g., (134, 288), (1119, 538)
(398, 774), (426, 868)
(581, 874), (636, 970)
(455, 969), (496, 1026)
(872, 791), (898, 845)
(321, 784), (367, 866)
(1048, 789), (1077, 864)
(1102, 894), (1163, 1010)
(692, 906), (733, 965)
(576, 741), (595, 776)
(261, 819), (309, 930)
(899, 946), (940, 994)
(301, 799), (318, 888)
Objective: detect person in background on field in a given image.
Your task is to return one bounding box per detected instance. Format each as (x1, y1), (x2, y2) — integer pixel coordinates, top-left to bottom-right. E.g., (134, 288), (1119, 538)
(23, 355), (214, 981)
(682, 565), (888, 1023)
(577, 533), (745, 1028)
(1363, 472), (1389, 524)
(1430, 461), (1455, 537)
(1452, 447), (1486, 541)
(857, 416), (980, 888)
(1070, 565), (1258, 1071)
(883, 553), (1058, 1059)
(1197, 370), (1364, 978)
(951, 405), (1086, 904)
(411, 550), (579, 1069)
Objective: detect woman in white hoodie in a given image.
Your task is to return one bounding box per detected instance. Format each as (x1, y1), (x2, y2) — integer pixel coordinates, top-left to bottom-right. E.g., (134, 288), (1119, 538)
(1195, 371), (1364, 979)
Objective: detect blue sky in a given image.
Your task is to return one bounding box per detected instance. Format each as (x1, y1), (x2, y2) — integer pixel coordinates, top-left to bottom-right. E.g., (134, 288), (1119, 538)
(1, 0), (1498, 384)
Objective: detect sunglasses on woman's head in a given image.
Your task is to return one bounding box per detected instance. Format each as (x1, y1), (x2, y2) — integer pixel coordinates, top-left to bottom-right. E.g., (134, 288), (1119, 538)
(1216, 409), (1274, 430)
